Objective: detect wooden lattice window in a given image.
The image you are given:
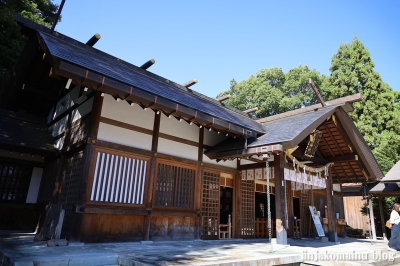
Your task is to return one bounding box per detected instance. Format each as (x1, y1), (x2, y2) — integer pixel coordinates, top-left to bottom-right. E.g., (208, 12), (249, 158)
(201, 171), (220, 238)
(0, 162), (32, 203)
(241, 179), (255, 236)
(90, 152), (147, 204)
(155, 163), (195, 208)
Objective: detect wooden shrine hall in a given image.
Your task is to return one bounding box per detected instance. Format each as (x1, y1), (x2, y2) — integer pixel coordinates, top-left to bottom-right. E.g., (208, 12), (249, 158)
(0, 15), (383, 244)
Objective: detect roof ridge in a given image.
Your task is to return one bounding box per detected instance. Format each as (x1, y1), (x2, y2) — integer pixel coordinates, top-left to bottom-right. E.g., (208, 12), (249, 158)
(257, 93), (362, 123)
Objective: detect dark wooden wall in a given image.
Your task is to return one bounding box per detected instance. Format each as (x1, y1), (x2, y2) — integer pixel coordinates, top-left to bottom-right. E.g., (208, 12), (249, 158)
(81, 214), (144, 242)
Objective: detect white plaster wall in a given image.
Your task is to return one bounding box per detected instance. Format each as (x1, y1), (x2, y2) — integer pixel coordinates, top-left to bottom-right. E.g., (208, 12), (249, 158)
(72, 97), (93, 123)
(26, 167), (43, 203)
(333, 184), (341, 192)
(52, 85), (80, 120)
(101, 94), (154, 130)
(52, 115), (69, 137)
(202, 155), (237, 169)
(160, 114), (199, 142)
(98, 122), (152, 151)
(55, 136), (65, 150)
(204, 129), (228, 146)
(158, 138), (198, 161)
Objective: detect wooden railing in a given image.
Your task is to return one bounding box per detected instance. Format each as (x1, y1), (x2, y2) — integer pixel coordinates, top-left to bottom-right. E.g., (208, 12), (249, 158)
(219, 214), (231, 239)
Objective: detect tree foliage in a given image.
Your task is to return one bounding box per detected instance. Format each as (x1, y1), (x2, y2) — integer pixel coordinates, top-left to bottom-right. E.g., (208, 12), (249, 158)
(217, 66), (328, 118)
(0, 0), (59, 96)
(327, 37), (400, 174)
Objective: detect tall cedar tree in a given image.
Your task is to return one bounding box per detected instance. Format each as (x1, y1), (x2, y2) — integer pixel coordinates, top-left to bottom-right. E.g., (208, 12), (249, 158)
(327, 37), (400, 174)
(0, 0), (58, 97)
(217, 66), (328, 118)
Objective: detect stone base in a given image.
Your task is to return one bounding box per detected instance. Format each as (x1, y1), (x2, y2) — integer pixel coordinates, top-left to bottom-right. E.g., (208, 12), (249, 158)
(320, 236), (328, 242)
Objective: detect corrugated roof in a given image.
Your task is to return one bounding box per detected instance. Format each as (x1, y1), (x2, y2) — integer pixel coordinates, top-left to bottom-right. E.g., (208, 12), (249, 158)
(36, 31), (265, 134)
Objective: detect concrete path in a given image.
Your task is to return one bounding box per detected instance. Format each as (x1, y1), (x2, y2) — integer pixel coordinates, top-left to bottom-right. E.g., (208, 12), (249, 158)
(0, 232), (399, 266)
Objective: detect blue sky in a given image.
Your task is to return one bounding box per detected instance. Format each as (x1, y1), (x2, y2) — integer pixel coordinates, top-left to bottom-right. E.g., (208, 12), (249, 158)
(53, 0), (400, 98)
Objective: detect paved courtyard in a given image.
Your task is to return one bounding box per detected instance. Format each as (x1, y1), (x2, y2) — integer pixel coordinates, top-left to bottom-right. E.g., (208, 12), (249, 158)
(1, 231), (400, 266)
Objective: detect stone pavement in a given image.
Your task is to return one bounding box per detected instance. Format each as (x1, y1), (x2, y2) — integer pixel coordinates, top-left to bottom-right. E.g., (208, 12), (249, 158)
(1, 231), (400, 266)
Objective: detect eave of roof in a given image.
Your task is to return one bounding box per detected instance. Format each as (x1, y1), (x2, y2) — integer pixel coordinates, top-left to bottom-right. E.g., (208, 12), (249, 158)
(369, 182), (400, 196)
(205, 105), (338, 159)
(15, 16), (264, 136)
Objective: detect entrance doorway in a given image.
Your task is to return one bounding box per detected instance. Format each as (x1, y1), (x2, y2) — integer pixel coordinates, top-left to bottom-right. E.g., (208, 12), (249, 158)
(220, 187), (232, 224)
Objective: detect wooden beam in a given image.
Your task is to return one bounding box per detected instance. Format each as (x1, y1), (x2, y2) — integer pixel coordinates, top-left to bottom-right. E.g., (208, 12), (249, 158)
(243, 107), (258, 114)
(182, 79), (198, 88)
(140, 59), (155, 70)
(198, 127), (204, 162)
(274, 152), (287, 244)
(85, 34), (101, 47)
(238, 161), (273, 170)
(291, 150), (327, 165)
(325, 167), (337, 242)
(216, 94), (231, 102)
(326, 155), (358, 162)
(308, 78), (326, 107)
(49, 0), (66, 33)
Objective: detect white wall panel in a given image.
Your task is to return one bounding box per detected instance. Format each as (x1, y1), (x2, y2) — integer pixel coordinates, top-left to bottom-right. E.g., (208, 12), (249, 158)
(204, 129), (228, 146)
(160, 114), (199, 142)
(55, 136), (65, 150)
(52, 85), (80, 120)
(72, 97), (93, 123)
(98, 123), (152, 151)
(158, 138), (198, 161)
(202, 155), (237, 169)
(101, 94), (154, 130)
(52, 115), (68, 137)
(26, 167), (43, 203)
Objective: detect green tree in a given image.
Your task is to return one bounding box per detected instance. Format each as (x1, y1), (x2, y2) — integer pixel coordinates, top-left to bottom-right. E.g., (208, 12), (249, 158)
(327, 37), (400, 174)
(0, 0), (59, 97)
(217, 66), (328, 118)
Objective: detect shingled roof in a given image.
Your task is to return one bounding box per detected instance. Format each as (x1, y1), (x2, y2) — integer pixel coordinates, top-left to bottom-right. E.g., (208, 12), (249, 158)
(205, 105), (338, 158)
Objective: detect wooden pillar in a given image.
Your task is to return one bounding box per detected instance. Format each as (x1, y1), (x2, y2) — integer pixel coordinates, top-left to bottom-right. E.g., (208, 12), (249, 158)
(378, 196), (387, 240)
(74, 93), (103, 241)
(143, 112), (161, 241)
(274, 152), (287, 244)
(369, 196), (376, 240)
(325, 168), (337, 242)
(195, 127), (204, 239)
(339, 184), (345, 220)
(234, 169), (242, 238)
